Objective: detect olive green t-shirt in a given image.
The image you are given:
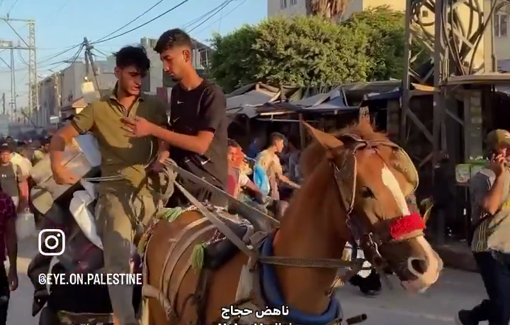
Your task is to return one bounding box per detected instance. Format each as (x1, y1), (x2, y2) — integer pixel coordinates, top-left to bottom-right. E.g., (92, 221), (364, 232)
(71, 92), (168, 195)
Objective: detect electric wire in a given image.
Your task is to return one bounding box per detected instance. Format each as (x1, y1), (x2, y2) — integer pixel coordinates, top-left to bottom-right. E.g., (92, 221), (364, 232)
(93, 0), (166, 43)
(7, 0), (20, 15)
(37, 43), (84, 65)
(93, 48), (111, 58)
(187, 0), (235, 33)
(182, 0), (231, 31)
(91, 0), (189, 45)
(14, 44), (84, 73)
(192, 0), (248, 35)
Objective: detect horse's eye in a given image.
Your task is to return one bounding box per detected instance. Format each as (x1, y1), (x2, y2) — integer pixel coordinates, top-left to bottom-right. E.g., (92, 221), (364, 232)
(360, 187), (375, 198)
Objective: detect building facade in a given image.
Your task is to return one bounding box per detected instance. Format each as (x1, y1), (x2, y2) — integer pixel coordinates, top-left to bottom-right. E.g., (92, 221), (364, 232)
(494, 6), (510, 69)
(268, 0), (405, 19)
(268, 0), (510, 66)
(35, 60), (117, 127)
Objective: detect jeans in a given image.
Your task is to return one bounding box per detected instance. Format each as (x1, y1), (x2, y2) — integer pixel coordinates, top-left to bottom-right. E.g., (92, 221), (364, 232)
(0, 264), (9, 325)
(468, 251), (510, 325)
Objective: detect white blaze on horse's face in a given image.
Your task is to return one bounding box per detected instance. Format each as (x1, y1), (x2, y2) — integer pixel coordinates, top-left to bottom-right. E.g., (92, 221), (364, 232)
(380, 164), (410, 216)
(380, 164), (442, 292)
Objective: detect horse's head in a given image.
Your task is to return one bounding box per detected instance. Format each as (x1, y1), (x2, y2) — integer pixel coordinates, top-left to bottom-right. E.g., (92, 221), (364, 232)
(300, 121), (442, 292)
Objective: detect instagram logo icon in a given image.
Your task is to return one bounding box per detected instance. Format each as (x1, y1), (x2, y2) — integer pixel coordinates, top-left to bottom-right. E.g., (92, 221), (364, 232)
(38, 229), (66, 256)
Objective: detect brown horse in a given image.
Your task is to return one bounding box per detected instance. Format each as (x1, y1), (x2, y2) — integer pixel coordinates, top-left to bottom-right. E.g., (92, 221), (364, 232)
(142, 121), (443, 325)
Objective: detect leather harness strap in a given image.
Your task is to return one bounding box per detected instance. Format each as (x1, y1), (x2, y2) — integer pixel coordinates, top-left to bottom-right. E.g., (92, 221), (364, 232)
(173, 179), (255, 257)
(165, 224), (216, 299)
(158, 219), (207, 293)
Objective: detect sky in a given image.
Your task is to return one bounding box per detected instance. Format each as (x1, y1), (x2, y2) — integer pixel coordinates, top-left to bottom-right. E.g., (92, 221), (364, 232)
(0, 0), (266, 109)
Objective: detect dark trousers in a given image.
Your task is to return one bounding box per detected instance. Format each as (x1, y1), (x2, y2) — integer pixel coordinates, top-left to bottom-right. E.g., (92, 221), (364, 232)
(469, 251), (510, 325)
(0, 264), (9, 325)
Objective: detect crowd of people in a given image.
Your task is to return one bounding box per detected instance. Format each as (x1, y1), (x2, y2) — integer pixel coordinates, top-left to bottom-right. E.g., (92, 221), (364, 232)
(0, 135), (51, 322)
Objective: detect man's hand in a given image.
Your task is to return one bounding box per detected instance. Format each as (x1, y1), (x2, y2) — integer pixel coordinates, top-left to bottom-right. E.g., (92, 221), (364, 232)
(8, 267), (18, 291)
(148, 160), (165, 173)
(121, 117), (155, 138)
(489, 152), (507, 177)
(52, 167), (79, 185)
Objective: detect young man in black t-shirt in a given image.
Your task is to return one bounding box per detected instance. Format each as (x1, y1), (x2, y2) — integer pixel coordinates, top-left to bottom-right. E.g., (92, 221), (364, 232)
(0, 143), (24, 211)
(121, 29), (228, 207)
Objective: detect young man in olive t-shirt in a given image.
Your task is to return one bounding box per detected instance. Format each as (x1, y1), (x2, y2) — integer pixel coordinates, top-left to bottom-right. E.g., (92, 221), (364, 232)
(50, 46), (169, 325)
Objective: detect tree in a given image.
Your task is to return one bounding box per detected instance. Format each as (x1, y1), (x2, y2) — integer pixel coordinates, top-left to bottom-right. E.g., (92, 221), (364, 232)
(342, 7), (408, 81)
(209, 25), (259, 92)
(210, 16), (371, 92)
(305, 0), (351, 21)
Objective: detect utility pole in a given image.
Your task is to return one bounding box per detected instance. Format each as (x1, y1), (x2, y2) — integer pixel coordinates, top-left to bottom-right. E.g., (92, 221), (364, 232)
(0, 40), (18, 119)
(2, 93), (5, 115)
(83, 37), (101, 91)
(0, 16), (37, 118)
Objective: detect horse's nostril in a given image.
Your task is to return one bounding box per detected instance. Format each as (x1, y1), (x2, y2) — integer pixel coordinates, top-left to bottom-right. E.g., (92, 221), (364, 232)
(410, 258), (428, 274)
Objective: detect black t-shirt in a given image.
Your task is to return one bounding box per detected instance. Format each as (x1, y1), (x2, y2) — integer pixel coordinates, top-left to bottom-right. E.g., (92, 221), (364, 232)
(169, 79), (228, 193)
(0, 163), (20, 197)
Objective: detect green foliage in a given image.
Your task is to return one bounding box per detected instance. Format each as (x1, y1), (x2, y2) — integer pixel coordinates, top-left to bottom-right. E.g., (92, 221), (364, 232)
(341, 6), (407, 81)
(209, 25), (259, 92)
(210, 7), (414, 91)
(210, 16), (370, 92)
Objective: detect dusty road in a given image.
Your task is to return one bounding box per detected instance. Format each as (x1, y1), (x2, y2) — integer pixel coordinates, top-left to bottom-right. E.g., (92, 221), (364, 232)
(8, 237), (487, 325)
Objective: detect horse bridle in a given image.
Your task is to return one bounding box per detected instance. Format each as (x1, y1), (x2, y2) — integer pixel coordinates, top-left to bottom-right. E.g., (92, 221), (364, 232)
(329, 134), (422, 275)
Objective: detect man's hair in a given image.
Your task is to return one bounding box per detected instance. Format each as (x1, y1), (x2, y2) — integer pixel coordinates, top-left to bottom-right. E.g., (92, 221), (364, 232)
(154, 29), (193, 53)
(115, 45), (150, 71)
(0, 142), (11, 153)
(228, 139), (241, 148)
(270, 132), (286, 144)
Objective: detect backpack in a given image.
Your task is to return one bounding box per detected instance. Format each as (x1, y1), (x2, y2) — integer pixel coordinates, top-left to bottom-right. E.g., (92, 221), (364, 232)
(253, 164), (270, 196)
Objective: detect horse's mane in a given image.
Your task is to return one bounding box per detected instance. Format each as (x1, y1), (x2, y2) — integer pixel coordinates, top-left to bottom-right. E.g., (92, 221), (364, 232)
(300, 121), (388, 177)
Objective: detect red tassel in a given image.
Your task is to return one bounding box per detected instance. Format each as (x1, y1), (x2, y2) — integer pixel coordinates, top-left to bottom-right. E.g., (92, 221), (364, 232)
(389, 213), (425, 239)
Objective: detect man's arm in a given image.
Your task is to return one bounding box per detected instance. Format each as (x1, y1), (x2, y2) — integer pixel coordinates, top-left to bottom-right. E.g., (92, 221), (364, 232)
(277, 174), (301, 189)
(482, 173), (505, 215)
(271, 158), (300, 189)
(154, 100), (170, 163)
(238, 172), (261, 194)
(470, 172), (501, 216)
(15, 166), (27, 210)
(151, 86), (225, 155)
(50, 103), (94, 173)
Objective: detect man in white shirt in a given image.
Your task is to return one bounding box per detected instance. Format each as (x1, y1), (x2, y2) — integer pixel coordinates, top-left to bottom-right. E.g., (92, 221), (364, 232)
(10, 150), (32, 179)
(256, 132), (299, 200)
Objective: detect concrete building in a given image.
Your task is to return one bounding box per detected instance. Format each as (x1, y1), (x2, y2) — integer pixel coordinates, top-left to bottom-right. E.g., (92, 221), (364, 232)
(495, 7), (510, 70)
(268, 0), (405, 19)
(268, 0), (510, 65)
(36, 60), (117, 127)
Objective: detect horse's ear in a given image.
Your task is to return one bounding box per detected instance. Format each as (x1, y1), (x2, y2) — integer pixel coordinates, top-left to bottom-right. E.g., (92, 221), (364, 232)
(302, 121), (343, 149)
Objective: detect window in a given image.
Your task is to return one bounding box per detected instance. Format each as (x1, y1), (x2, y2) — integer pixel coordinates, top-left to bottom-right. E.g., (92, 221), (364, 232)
(290, 0), (297, 5)
(280, 0), (287, 9)
(421, 10), (428, 17)
(495, 14), (508, 37)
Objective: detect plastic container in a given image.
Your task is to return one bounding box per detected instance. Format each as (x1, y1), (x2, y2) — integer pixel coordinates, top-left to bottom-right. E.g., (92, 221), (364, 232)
(16, 210), (36, 240)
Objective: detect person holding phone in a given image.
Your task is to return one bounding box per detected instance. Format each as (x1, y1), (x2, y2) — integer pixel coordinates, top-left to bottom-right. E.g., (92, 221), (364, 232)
(457, 129), (510, 325)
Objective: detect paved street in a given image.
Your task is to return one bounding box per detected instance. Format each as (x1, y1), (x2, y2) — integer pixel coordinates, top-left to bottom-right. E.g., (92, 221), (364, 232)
(336, 268), (486, 325)
(7, 237), (487, 325)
